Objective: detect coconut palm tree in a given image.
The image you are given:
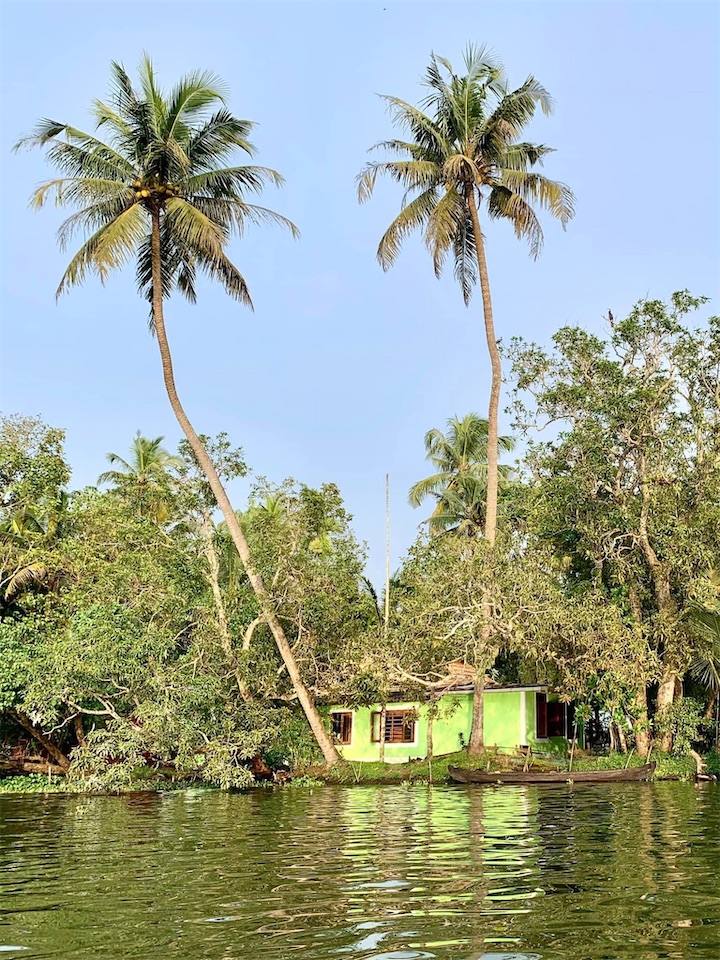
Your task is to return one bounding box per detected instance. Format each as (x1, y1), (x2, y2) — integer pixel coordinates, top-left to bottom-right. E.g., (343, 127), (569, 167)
(358, 44), (574, 548)
(16, 56), (341, 765)
(408, 411), (515, 752)
(409, 414), (513, 536)
(98, 432), (181, 521)
(98, 433), (181, 487)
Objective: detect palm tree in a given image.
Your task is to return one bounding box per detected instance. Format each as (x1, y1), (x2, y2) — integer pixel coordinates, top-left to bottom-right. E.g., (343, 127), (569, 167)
(98, 432), (181, 521)
(409, 414), (513, 536)
(689, 605), (720, 733)
(408, 412), (514, 753)
(98, 432), (181, 487)
(16, 57), (341, 765)
(358, 44), (574, 548)
(0, 493), (70, 602)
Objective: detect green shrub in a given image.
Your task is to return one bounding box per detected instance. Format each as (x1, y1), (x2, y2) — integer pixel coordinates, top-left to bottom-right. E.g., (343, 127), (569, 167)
(705, 749), (720, 776)
(0, 774), (68, 794)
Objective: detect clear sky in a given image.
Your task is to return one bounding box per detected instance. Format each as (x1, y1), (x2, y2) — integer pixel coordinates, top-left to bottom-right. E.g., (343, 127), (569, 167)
(1, 0), (718, 586)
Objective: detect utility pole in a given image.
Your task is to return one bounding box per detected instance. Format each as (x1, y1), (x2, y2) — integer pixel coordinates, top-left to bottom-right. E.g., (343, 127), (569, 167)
(384, 473), (390, 636)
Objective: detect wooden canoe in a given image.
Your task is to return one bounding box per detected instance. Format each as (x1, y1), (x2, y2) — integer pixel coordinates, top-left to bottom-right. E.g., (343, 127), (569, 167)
(447, 762), (656, 785)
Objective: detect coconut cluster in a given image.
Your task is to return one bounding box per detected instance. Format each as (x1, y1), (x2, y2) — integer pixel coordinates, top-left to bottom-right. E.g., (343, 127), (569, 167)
(132, 179), (180, 202)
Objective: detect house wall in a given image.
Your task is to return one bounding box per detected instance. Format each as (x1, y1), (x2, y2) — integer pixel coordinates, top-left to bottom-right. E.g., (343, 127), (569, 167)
(330, 690), (551, 763)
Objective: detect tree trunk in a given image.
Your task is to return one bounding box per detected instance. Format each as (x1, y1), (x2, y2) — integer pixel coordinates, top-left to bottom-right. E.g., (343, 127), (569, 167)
(0, 759), (66, 776)
(465, 184), (501, 548)
(73, 714), (86, 748)
(149, 208), (340, 766)
(468, 672), (485, 756)
(426, 699), (435, 760)
(637, 452), (679, 753)
(633, 686), (650, 758)
(704, 689), (718, 721)
(466, 186), (501, 750)
(617, 721), (628, 754)
(379, 706), (386, 763)
(10, 709), (71, 772)
(199, 510), (251, 701)
(656, 674), (676, 752)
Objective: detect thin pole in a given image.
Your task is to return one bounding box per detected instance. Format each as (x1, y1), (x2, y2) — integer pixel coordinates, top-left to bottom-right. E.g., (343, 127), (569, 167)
(569, 724), (577, 771)
(384, 473), (390, 636)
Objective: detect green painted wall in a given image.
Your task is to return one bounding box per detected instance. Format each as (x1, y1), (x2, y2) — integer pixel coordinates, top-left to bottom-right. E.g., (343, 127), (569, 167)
(329, 689), (557, 763)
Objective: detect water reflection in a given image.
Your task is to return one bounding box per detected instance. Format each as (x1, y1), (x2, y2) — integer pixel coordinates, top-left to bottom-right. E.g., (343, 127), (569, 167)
(0, 783), (718, 959)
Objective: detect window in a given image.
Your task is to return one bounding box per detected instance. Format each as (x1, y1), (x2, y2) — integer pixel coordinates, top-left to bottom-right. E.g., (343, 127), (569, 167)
(371, 709), (416, 744)
(538, 697), (576, 739)
(536, 693), (548, 739)
(547, 701), (565, 739)
(548, 702), (577, 740)
(331, 712), (353, 745)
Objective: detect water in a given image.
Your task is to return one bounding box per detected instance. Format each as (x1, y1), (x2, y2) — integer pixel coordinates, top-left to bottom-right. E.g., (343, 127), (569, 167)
(1, 783), (718, 959)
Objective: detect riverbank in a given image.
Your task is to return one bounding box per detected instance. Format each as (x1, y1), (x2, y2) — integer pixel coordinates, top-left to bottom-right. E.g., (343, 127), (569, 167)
(2, 749), (717, 795)
(308, 749), (712, 786)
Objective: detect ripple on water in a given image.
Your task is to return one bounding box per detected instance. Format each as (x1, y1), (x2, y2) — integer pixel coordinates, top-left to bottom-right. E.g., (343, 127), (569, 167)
(0, 783), (718, 959)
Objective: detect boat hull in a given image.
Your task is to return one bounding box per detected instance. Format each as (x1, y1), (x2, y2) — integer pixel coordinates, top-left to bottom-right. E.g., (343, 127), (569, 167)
(447, 762), (657, 784)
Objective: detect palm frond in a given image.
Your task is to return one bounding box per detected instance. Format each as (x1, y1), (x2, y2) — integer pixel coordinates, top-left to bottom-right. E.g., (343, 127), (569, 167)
(3, 561), (51, 601)
(163, 196), (228, 253)
(186, 110), (256, 171)
(164, 70), (226, 142)
(500, 169), (575, 227)
(191, 197), (299, 239)
(185, 164), (284, 196)
(424, 186), (466, 281)
(376, 188), (439, 270)
(452, 207), (478, 304)
(380, 95), (449, 157)
(15, 121), (136, 178)
(408, 471), (455, 507)
(138, 53), (167, 137)
(487, 186), (544, 259)
(55, 202), (147, 296)
(502, 141), (555, 170)
(56, 195), (134, 251)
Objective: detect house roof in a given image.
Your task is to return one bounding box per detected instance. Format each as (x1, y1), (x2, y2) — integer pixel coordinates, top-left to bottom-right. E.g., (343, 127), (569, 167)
(428, 661), (546, 694)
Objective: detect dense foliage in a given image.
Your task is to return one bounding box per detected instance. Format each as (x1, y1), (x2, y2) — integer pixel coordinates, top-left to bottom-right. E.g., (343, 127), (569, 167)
(2, 292), (717, 785)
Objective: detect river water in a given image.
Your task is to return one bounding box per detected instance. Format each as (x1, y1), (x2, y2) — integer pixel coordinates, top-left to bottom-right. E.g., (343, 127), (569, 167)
(1, 782), (718, 959)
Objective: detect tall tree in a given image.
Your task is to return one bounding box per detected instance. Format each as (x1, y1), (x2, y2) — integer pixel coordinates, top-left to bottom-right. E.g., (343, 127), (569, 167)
(358, 44), (574, 547)
(16, 57), (341, 764)
(408, 413), (513, 535)
(509, 292), (720, 752)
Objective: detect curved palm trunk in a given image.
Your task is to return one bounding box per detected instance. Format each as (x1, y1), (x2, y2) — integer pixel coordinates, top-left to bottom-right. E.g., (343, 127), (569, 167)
(465, 185), (501, 548)
(465, 185), (501, 755)
(149, 208), (340, 767)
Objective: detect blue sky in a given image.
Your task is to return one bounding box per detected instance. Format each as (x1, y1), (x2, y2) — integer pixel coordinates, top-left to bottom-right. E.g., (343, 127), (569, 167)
(1, 0), (718, 586)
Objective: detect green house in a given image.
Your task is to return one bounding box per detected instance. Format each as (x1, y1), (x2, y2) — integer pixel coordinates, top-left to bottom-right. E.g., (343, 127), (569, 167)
(329, 680), (580, 763)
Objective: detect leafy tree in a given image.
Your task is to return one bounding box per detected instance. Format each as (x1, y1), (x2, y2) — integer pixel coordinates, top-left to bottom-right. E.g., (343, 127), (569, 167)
(358, 44), (574, 547)
(408, 413), (513, 535)
(237, 479), (377, 703)
(0, 416), (70, 607)
(509, 292), (720, 752)
(16, 57), (341, 764)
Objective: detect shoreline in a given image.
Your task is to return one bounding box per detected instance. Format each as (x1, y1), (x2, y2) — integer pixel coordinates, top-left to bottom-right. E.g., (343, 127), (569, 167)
(2, 749), (716, 796)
